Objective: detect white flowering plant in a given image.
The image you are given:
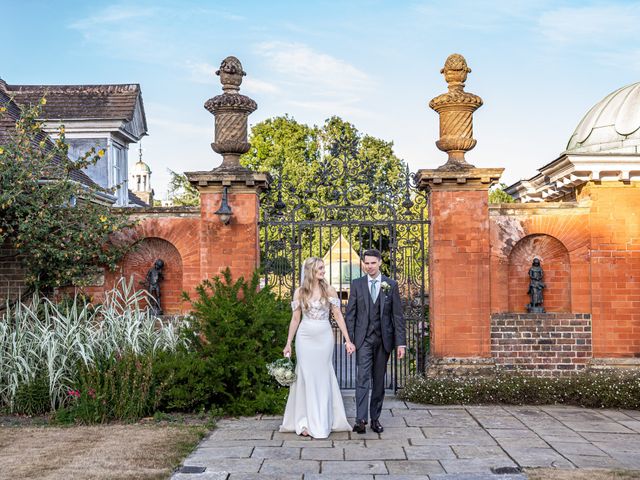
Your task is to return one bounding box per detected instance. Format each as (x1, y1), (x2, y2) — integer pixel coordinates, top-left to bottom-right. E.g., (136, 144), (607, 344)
(267, 357), (297, 387)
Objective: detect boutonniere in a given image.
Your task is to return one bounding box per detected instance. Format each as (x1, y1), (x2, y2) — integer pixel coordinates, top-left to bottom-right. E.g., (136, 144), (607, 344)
(380, 281), (391, 293)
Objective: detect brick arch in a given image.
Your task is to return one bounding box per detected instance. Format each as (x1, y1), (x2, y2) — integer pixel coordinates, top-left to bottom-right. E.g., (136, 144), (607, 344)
(121, 237), (183, 314)
(135, 218), (200, 266)
(508, 234), (571, 312)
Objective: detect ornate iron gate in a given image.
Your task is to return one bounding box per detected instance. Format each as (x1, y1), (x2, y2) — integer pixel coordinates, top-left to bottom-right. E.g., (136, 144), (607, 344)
(259, 136), (429, 391)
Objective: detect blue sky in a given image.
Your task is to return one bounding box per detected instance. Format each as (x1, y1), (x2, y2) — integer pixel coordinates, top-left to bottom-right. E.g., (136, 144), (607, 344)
(2, 0), (639, 197)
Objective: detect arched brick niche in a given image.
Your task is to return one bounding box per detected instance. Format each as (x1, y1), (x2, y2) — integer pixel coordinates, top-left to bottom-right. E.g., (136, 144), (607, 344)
(508, 234), (570, 312)
(121, 237), (183, 314)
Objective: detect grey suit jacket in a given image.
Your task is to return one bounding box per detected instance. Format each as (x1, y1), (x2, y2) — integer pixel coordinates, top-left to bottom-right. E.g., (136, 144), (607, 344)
(345, 275), (406, 353)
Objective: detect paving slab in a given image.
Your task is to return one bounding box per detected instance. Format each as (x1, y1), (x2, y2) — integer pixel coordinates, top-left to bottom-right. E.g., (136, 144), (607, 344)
(179, 458), (262, 473)
(228, 474), (301, 480)
(372, 475), (431, 480)
(185, 446), (252, 459)
(284, 440), (332, 448)
(301, 447), (345, 460)
(450, 445), (511, 459)
(343, 446), (406, 460)
(385, 460), (445, 475)
(172, 472), (228, 480)
(306, 475), (373, 480)
(500, 446), (574, 468)
(251, 446), (300, 459)
(404, 445), (457, 460)
(321, 460), (388, 474)
(546, 441), (608, 456)
(259, 459), (319, 475)
(439, 458), (517, 474)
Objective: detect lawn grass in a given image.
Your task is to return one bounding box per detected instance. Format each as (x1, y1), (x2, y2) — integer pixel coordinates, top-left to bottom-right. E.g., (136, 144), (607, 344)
(0, 423), (208, 480)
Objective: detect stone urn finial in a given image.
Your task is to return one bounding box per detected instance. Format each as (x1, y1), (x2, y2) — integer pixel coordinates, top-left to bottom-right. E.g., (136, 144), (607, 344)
(204, 56), (257, 169)
(429, 53), (483, 170)
(216, 56), (246, 94)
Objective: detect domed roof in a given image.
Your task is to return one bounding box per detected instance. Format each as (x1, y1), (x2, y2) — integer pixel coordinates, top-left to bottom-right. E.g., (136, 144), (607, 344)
(131, 159), (151, 175)
(566, 82), (640, 154)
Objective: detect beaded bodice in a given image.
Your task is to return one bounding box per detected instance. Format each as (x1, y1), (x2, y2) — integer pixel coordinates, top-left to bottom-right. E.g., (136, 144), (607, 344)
(291, 297), (341, 322)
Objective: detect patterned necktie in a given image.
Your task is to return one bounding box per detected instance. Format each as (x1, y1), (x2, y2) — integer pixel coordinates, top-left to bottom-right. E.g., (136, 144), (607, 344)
(370, 279), (378, 302)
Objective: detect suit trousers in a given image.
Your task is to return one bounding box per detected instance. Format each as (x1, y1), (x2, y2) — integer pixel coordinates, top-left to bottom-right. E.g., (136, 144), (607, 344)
(355, 332), (390, 422)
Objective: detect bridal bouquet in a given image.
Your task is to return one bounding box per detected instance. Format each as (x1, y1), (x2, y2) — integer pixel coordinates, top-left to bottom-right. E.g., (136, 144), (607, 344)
(267, 357), (297, 386)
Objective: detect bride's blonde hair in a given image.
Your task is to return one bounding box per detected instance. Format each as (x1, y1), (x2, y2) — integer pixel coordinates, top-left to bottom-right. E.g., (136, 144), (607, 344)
(298, 257), (330, 311)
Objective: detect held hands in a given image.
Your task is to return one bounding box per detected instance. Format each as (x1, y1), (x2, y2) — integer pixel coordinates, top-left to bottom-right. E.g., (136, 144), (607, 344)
(283, 344), (292, 358)
(345, 341), (356, 355)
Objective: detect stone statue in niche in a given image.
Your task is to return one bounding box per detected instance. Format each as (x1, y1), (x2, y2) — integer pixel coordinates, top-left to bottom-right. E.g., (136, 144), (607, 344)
(526, 258), (545, 313)
(144, 259), (165, 315)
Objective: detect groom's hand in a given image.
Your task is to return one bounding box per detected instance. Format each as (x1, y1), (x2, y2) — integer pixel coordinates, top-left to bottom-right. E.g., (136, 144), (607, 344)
(397, 346), (406, 359)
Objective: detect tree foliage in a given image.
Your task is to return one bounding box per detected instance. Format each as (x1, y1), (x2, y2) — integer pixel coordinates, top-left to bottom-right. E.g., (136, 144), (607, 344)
(241, 115), (408, 219)
(0, 99), (135, 291)
(489, 183), (515, 204)
(167, 169), (200, 206)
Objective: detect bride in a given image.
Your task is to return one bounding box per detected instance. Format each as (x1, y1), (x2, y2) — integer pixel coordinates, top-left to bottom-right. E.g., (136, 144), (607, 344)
(280, 257), (356, 438)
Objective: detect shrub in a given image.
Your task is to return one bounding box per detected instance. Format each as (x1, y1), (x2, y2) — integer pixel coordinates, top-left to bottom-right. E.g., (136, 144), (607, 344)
(399, 370), (640, 409)
(56, 351), (158, 424)
(158, 269), (290, 415)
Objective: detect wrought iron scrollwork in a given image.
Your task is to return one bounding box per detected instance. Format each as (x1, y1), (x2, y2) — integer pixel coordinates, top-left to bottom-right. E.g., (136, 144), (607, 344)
(259, 129), (430, 389)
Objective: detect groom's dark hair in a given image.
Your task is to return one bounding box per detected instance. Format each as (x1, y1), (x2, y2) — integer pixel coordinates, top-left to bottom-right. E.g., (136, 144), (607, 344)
(363, 249), (382, 260)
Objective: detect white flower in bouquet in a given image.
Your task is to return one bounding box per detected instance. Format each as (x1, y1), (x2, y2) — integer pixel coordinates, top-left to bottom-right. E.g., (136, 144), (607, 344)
(267, 357), (297, 386)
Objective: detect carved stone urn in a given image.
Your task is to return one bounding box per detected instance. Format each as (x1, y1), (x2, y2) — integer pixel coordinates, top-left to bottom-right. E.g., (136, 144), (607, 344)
(429, 54), (483, 170)
(204, 56), (257, 168)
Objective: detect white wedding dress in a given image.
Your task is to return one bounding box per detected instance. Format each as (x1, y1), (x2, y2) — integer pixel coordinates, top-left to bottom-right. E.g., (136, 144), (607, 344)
(279, 296), (352, 438)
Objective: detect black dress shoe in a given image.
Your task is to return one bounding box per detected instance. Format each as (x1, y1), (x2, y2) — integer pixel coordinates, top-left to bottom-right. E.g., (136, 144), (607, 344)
(370, 419), (384, 433)
(352, 420), (366, 434)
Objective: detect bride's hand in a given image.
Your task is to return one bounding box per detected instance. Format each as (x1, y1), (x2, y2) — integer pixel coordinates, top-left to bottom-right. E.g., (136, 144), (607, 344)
(283, 344), (292, 358)
(345, 341), (355, 355)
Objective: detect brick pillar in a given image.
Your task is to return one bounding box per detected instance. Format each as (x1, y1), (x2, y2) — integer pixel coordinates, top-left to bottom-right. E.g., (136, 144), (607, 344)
(419, 54), (503, 363)
(194, 175), (268, 281)
(418, 170), (502, 357)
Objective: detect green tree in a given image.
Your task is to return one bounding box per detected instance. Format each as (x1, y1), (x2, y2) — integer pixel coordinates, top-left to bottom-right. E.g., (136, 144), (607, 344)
(0, 99), (135, 292)
(167, 169), (200, 206)
(489, 183), (515, 204)
(241, 115), (408, 218)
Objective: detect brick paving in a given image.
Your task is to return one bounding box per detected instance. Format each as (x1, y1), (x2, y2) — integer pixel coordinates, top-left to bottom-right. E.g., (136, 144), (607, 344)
(172, 393), (640, 479)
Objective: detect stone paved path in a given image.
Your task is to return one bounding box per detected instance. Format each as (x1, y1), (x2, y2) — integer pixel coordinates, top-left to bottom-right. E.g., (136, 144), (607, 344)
(172, 393), (640, 480)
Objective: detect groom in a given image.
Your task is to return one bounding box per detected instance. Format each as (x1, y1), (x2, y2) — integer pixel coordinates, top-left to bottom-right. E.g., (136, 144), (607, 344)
(346, 249), (406, 434)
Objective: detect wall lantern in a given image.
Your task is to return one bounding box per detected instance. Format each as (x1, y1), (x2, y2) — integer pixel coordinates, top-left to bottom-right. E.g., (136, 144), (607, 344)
(214, 186), (233, 225)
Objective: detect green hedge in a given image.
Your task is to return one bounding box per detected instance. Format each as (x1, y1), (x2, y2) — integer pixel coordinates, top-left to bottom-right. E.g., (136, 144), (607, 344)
(399, 370), (640, 409)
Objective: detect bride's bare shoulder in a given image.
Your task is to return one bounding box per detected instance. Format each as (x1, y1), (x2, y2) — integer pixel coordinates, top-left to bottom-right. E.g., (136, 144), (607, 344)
(293, 287), (302, 300)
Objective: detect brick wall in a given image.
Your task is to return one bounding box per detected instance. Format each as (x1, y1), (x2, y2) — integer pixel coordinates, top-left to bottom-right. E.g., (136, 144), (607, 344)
(77, 189), (262, 315)
(0, 240), (28, 305)
(580, 183), (640, 358)
(491, 313), (592, 375)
